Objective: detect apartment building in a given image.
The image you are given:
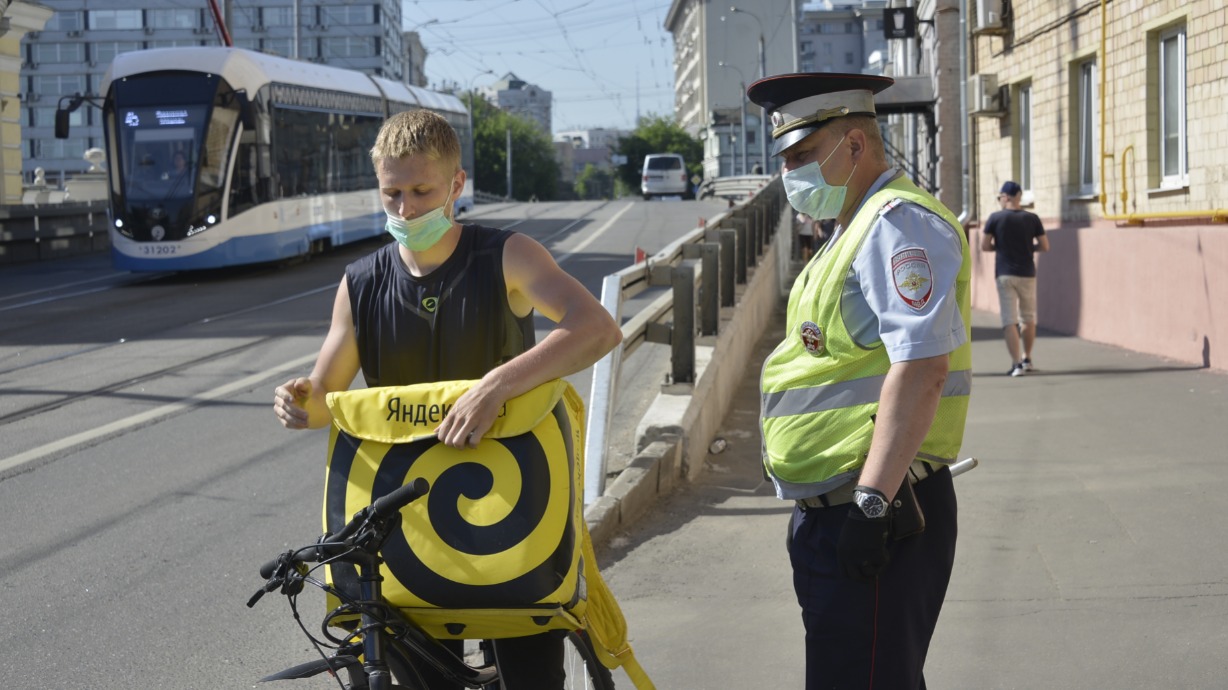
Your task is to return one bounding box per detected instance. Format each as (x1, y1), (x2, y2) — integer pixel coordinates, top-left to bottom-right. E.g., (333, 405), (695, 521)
(664, 0), (795, 180)
(483, 72), (552, 134)
(964, 0), (1227, 370)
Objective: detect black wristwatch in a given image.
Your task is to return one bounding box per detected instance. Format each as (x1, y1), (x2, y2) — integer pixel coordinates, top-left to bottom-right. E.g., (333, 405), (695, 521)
(852, 486), (889, 519)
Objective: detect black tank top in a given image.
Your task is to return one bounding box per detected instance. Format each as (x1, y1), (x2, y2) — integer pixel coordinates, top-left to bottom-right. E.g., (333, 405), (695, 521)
(345, 225), (536, 387)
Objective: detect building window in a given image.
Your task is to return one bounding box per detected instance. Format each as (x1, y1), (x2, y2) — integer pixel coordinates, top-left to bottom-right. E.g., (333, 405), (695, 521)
(261, 6), (294, 27)
(47, 11), (84, 31)
(262, 37), (292, 56)
(148, 39), (206, 49)
(1077, 60), (1098, 195)
(31, 43), (86, 64)
(34, 106), (85, 128)
(321, 36), (374, 58)
(1159, 26), (1187, 185)
(147, 9), (199, 29)
(32, 74), (88, 97)
(1015, 84), (1032, 196)
(322, 5), (375, 24)
(93, 41), (143, 64)
(87, 10), (143, 31)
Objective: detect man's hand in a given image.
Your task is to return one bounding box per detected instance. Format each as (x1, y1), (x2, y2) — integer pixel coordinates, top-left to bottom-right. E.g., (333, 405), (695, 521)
(837, 508), (891, 582)
(273, 377), (312, 429)
(435, 378), (507, 449)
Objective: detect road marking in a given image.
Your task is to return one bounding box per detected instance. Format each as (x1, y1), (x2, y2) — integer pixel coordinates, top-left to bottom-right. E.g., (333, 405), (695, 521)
(555, 202), (634, 265)
(0, 353), (319, 476)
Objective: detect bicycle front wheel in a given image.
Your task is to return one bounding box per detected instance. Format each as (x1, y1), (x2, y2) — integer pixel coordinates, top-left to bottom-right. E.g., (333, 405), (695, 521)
(562, 629), (615, 690)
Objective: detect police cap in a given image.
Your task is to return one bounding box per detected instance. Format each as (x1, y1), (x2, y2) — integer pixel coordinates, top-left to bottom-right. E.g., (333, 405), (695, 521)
(746, 72), (894, 157)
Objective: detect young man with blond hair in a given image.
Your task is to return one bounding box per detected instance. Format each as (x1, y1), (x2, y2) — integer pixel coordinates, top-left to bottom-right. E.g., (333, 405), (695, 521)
(271, 109), (622, 688)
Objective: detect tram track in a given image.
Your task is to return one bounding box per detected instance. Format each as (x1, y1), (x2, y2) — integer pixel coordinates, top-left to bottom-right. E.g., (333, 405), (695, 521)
(0, 332), (301, 428)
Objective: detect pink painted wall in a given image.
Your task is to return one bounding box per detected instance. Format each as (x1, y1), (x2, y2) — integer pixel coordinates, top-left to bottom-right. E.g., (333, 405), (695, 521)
(970, 220), (1228, 373)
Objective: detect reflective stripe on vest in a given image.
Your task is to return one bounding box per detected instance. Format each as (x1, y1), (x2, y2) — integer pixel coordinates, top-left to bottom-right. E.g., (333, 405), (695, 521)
(760, 176), (972, 489)
(762, 368), (973, 419)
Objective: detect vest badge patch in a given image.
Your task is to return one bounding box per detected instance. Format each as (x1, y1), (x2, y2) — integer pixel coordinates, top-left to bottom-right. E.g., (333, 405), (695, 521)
(800, 320), (825, 356)
(421, 296), (438, 313)
(891, 247), (933, 311)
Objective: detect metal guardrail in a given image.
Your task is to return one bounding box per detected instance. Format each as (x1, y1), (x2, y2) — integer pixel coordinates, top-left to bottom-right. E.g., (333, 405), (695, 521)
(0, 200), (111, 265)
(583, 175), (785, 505)
(473, 189), (507, 204)
(696, 174), (774, 202)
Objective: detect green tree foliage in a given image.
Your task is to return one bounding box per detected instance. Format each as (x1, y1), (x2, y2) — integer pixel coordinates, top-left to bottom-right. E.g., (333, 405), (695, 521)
(613, 115), (704, 193)
(466, 93), (560, 201)
(574, 163), (614, 200)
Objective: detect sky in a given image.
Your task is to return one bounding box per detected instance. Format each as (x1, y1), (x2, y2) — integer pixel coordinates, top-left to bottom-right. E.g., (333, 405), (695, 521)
(401, 0), (677, 133)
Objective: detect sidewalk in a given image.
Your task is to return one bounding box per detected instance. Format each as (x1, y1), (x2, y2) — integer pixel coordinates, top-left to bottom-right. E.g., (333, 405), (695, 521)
(599, 306), (1228, 688)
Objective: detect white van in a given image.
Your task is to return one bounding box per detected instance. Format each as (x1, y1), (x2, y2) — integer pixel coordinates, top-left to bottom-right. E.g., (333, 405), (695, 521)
(641, 153), (690, 199)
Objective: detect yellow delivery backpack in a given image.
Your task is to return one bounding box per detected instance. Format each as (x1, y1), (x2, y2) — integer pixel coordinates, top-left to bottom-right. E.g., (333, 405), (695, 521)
(322, 378), (653, 688)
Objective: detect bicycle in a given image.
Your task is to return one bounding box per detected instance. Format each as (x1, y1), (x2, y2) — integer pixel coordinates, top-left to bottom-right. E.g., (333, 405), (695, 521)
(248, 476), (616, 690)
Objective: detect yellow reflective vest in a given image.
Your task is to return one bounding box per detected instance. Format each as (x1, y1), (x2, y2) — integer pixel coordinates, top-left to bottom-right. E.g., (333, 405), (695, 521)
(760, 176), (972, 490)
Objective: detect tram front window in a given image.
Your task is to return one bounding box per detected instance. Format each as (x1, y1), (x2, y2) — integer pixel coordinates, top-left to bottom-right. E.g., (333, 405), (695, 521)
(118, 108), (205, 200)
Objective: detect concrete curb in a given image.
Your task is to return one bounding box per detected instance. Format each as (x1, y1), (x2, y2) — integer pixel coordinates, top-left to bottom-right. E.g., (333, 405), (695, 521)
(583, 210), (792, 546)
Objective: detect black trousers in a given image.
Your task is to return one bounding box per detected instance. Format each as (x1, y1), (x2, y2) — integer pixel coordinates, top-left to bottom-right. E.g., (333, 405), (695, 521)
(411, 631), (565, 689)
(787, 468), (957, 690)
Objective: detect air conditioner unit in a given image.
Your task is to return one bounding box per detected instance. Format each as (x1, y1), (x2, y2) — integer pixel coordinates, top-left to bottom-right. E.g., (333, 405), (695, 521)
(973, 0), (1007, 35)
(968, 73), (1004, 116)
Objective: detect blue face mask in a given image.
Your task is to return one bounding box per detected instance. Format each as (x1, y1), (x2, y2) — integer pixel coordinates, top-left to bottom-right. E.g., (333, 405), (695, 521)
(385, 184), (455, 252)
(782, 135), (856, 220)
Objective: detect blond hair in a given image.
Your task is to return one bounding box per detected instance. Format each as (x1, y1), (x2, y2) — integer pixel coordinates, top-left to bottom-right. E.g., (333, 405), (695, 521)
(370, 109), (461, 171)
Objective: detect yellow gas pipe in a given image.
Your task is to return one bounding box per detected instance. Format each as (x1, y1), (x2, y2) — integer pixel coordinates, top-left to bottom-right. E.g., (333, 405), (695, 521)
(1098, 0), (1228, 225)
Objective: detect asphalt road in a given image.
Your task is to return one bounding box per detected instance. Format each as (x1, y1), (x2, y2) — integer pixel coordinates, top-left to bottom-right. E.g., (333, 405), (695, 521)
(0, 196), (728, 688)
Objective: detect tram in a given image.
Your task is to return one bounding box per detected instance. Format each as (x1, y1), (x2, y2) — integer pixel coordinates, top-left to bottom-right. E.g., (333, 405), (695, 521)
(74, 47), (473, 272)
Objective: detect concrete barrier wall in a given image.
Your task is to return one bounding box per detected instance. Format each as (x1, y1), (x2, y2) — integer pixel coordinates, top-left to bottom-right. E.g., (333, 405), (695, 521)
(0, 202), (110, 265)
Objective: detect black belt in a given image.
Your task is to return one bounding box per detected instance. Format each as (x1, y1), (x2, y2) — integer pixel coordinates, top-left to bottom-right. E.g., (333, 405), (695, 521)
(795, 459), (941, 510)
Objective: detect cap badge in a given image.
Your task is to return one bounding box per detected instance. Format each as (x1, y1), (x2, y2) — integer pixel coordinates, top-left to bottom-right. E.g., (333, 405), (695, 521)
(800, 321), (825, 356)
(891, 248), (933, 311)
(771, 111), (785, 128)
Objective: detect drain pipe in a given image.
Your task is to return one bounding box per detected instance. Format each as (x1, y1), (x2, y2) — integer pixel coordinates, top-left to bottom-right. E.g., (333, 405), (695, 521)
(957, 0), (971, 226)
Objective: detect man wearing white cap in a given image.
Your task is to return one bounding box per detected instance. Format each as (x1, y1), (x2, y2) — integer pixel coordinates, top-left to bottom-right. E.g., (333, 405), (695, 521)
(752, 73), (972, 689)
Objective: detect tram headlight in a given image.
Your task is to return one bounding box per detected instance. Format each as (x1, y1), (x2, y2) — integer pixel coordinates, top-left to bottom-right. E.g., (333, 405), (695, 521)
(206, 214), (217, 225)
(115, 219), (124, 229)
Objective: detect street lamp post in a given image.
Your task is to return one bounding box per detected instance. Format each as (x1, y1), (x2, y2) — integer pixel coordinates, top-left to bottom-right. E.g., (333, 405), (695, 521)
(718, 61), (747, 177)
(730, 6), (768, 171)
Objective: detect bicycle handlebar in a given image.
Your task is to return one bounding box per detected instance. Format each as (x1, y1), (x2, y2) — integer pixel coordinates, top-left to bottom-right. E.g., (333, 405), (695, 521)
(256, 477), (431, 581)
(372, 477), (430, 520)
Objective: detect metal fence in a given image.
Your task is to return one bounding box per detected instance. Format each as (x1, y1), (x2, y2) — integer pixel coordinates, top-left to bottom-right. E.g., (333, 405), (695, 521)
(0, 200), (110, 265)
(583, 176), (785, 505)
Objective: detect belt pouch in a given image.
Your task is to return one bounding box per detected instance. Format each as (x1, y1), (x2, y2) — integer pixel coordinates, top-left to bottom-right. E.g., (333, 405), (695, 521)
(890, 476), (926, 540)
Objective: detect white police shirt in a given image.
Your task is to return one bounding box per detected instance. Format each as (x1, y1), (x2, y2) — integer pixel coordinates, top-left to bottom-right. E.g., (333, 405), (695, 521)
(822, 169), (967, 362)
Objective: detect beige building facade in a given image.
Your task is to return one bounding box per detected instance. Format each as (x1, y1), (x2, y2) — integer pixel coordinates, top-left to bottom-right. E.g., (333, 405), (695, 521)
(0, 0), (52, 204)
(966, 0), (1228, 371)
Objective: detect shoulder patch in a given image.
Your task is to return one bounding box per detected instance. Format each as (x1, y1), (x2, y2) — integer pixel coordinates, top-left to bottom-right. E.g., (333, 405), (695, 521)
(880, 197), (906, 215)
(891, 247), (933, 310)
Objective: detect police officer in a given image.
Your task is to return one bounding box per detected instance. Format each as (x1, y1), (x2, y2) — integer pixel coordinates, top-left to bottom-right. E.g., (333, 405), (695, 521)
(750, 73), (972, 689)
